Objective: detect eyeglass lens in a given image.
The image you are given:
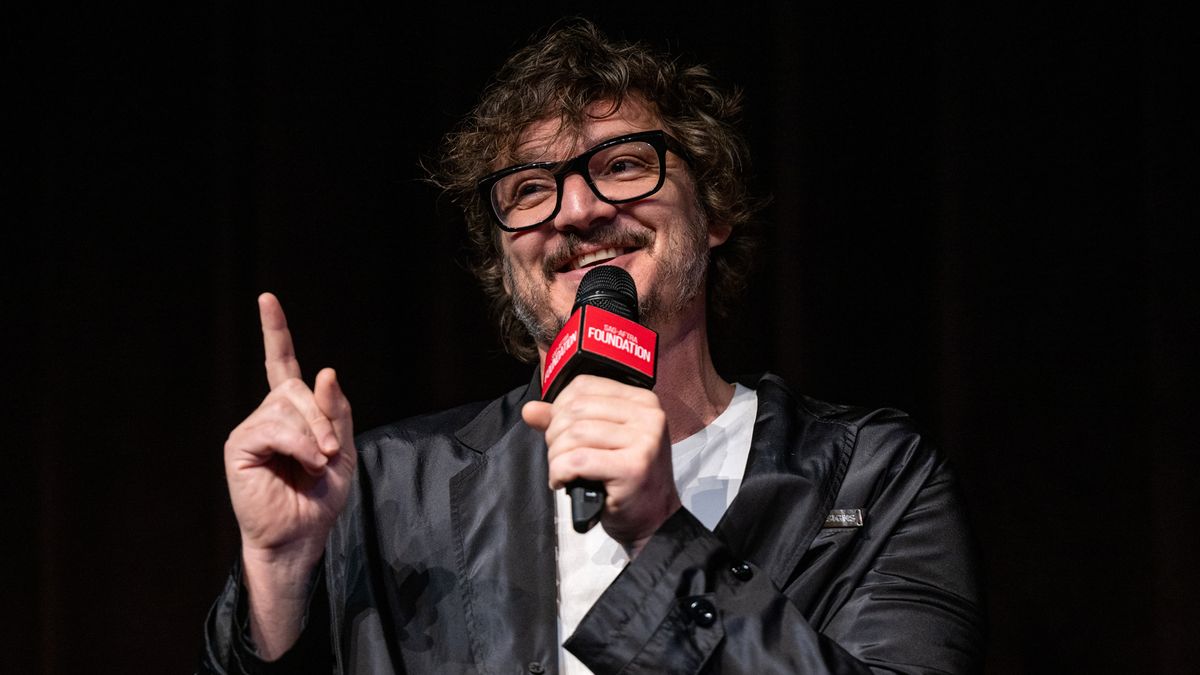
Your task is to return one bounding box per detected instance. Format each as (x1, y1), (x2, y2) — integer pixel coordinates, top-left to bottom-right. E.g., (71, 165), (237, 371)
(490, 139), (662, 230)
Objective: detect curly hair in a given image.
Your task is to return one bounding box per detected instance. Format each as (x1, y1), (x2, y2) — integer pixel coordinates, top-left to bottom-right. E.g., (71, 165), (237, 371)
(435, 19), (759, 362)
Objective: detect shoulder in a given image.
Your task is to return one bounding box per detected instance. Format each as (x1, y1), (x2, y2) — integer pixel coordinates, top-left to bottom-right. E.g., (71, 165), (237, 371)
(749, 373), (936, 470)
(352, 378), (536, 461)
(354, 399), (491, 450)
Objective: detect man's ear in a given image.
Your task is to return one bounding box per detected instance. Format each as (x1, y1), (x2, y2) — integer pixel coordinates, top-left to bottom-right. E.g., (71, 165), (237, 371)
(707, 221), (732, 248)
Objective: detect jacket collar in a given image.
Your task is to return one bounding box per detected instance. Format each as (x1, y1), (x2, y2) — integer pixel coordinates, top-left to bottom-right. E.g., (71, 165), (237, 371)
(453, 371), (539, 454)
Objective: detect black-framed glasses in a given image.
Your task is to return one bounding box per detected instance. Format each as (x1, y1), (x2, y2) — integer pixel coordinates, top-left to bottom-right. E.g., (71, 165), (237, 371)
(477, 130), (690, 232)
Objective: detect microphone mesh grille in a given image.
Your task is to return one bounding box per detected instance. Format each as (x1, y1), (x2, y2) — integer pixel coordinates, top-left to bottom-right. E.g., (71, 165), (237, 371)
(573, 266), (638, 321)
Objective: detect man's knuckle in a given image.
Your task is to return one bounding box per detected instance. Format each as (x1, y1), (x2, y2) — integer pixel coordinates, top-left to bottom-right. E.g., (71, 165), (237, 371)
(568, 450), (590, 471)
(263, 397), (291, 416)
(567, 398), (589, 416)
(570, 419), (595, 437)
(280, 377), (307, 395)
(547, 456), (573, 481)
(631, 389), (657, 406)
(560, 426), (583, 447)
(643, 408), (667, 429)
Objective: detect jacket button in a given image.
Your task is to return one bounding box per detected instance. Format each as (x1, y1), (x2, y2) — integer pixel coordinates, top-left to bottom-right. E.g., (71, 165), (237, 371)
(686, 598), (717, 628)
(730, 561), (753, 581)
(527, 662), (545, 674)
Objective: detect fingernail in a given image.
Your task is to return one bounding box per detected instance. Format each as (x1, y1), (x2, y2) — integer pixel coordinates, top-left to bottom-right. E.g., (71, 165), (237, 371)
(321, 435), (339, 452)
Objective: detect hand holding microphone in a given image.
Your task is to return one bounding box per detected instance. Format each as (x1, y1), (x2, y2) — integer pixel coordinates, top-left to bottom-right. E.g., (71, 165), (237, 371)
(522, 266), (682, 552)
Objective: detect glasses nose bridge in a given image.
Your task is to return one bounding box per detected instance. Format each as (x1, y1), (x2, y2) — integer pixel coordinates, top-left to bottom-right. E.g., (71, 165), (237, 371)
(554, 152), (609, 209)
(554, 152), (605, 201)
(552, 154), (615, 231)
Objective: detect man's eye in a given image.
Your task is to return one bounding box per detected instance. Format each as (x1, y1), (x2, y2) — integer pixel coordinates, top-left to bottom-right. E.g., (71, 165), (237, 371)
(518, 183), (548, 196)
(600, 156), (651, 177)
(508, 178), (554, 207)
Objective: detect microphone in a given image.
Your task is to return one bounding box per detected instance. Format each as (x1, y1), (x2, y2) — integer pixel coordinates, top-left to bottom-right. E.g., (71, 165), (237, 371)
(541, 265), (658, 532)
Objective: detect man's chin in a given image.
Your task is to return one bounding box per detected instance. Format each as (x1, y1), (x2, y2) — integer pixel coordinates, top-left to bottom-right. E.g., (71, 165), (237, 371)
(514, 304), (567, 354)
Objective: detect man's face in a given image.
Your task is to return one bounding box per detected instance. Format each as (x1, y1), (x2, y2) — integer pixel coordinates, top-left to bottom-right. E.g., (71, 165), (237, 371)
(498, 98), (729, 354)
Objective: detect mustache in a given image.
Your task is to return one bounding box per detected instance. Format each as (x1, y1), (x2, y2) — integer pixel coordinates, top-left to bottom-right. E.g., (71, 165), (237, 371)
(541, 226), (654, 277)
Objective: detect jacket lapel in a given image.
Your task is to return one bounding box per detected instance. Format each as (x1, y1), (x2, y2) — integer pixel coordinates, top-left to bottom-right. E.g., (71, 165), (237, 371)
(449, 377), (559, 674)
(716, 374), (856, 590)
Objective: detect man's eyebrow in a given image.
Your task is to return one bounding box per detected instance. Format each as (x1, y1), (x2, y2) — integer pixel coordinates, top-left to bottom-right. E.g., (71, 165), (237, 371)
(509, 148), (553, 165)
(506, 132), (614, 166)
(510, 142), (578, 165)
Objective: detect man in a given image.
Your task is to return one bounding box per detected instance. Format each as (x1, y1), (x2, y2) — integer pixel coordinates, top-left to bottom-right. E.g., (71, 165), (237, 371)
(201, 21), (983, 674)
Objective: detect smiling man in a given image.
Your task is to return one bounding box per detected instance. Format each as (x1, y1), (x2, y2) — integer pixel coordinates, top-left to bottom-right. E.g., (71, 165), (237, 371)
(201, 21), (983, 675)
(491, 102), (716, 349)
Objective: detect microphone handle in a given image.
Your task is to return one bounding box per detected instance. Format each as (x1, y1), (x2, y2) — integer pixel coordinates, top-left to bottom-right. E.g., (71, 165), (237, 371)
(568, 480), (605, 533)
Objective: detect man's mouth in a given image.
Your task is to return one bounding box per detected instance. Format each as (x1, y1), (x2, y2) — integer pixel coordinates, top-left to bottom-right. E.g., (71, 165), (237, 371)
(553, 246), (642, 274)
(543, 229), (654, 277)
(568, 247), (627, 271)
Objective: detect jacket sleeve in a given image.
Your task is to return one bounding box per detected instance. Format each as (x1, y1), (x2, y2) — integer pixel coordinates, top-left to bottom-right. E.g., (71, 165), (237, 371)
(197, 556), (335, 674)
(565, 434), (984, 674)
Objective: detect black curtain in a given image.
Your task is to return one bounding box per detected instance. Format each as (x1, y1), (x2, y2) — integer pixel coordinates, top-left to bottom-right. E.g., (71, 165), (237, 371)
(10, 3), (1196, 672)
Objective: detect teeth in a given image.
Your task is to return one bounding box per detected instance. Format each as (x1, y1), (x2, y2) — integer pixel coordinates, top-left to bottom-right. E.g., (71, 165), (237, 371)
(571, 247), (624, 270)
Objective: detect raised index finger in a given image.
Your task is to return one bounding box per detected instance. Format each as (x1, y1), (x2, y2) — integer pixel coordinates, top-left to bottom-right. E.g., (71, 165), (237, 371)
(258, 292), (302, 389)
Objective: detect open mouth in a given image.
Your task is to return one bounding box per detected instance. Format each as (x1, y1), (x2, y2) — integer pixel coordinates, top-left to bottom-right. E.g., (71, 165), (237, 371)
(558, 247), (633, 273)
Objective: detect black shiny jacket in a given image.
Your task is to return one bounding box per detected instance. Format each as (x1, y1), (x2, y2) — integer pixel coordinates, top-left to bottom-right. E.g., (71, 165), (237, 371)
(200, 374), (984, 674)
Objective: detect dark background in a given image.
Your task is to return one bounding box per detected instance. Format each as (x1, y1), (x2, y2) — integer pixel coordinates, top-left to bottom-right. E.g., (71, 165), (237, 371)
(9, 3), (1196, 673)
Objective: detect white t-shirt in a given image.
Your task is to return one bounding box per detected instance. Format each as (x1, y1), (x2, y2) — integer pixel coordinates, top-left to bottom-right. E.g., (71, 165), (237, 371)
(554, 383), (759, 674)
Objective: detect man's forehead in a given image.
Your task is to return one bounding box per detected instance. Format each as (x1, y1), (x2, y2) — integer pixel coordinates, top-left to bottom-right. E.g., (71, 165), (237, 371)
(506, 98), (661, 164)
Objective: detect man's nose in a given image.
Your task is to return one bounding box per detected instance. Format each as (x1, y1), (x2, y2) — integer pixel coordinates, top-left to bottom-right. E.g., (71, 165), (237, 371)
(552, 172), (617, 232)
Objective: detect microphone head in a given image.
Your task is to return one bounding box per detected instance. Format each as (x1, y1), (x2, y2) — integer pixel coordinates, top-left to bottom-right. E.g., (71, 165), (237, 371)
(573, 265), (638, 321)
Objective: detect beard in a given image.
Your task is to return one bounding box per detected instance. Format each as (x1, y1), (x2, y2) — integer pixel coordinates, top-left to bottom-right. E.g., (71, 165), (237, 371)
(504, 212), (711, 351)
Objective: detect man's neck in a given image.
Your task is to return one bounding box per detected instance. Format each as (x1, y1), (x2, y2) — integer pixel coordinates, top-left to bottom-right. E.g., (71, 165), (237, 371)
(649, 302), (734, 444)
